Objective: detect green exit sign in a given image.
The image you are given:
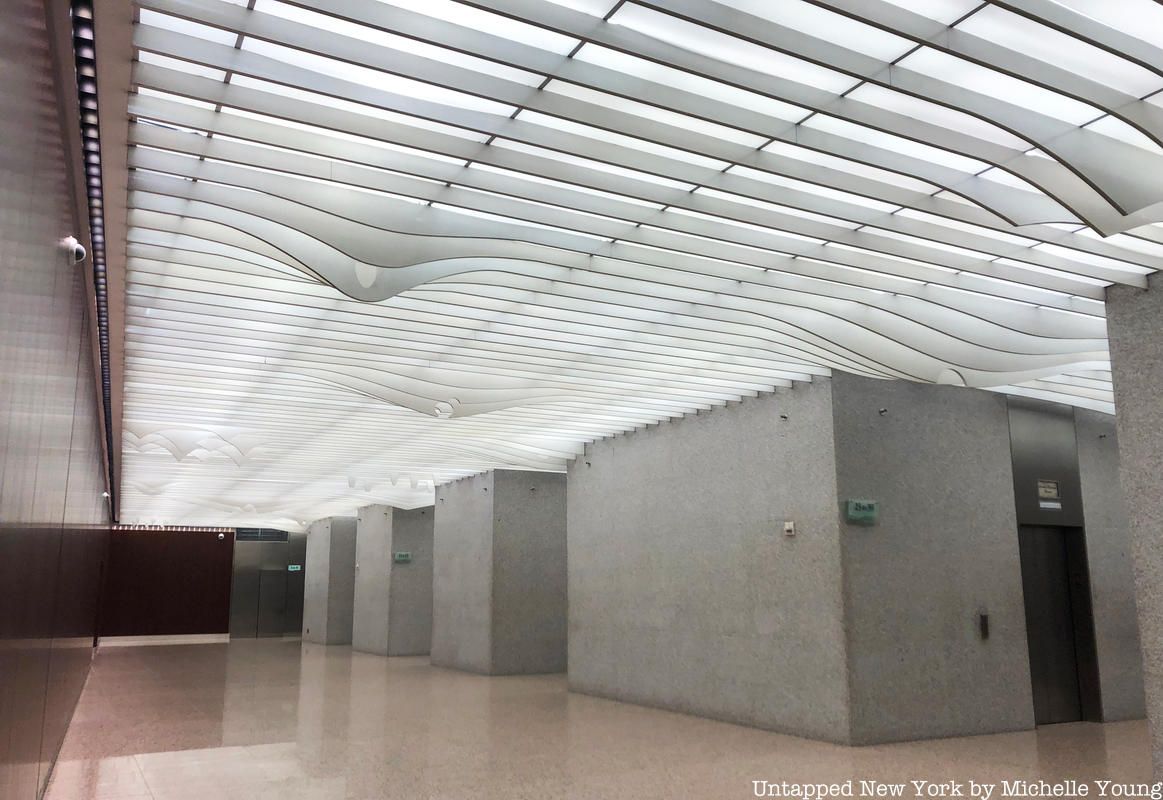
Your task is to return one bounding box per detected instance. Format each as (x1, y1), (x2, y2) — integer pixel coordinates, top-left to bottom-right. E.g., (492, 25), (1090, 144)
(393, 551), (413, 564)
(846, 499), (879, 525)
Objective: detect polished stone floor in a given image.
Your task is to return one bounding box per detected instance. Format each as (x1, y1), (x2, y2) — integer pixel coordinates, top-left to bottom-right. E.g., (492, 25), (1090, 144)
(46, 641), (1150, 799)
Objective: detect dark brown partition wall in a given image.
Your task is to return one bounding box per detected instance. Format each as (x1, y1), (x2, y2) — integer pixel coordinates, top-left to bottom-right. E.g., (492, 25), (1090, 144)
(1, 3), (113, 798)
(99, 530), (236, 637)
(0, 527), (110, 800)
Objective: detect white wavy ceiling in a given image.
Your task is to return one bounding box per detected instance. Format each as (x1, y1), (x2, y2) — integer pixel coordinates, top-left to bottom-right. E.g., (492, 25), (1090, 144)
(117, 0), (1163, 528)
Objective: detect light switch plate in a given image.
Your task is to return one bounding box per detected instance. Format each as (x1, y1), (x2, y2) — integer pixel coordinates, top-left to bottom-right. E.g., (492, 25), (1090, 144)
(783, 520), (796, 537)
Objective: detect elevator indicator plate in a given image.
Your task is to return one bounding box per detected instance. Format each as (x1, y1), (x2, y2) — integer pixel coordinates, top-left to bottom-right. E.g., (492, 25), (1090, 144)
(845, 500), (879, 525)
(1037, 479), (1060, 500)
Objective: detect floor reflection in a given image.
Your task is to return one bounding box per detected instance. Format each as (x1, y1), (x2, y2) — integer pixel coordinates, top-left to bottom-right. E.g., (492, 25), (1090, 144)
(47, 641), (1153, 800)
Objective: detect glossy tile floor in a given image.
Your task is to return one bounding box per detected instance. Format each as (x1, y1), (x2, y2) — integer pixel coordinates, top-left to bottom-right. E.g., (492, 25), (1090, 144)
(47, 641), (1151, 799)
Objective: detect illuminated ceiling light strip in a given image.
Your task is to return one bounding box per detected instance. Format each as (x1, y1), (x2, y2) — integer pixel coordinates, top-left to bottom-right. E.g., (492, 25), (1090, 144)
(71, 0), (117, 512)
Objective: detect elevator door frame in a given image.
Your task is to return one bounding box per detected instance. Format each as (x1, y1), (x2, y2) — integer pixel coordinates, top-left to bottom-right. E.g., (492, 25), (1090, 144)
(1017, 524), (1102, 725)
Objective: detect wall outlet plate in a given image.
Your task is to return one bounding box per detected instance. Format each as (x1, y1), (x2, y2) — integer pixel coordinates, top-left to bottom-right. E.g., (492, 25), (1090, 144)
(783, 520), (796, 536)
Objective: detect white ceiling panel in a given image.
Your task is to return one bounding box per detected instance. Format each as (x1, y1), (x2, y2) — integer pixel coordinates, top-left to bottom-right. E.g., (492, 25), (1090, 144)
(96, 0), (1163, 528)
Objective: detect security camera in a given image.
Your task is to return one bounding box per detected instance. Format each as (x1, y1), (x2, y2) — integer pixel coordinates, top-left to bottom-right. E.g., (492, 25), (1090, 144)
(62, 236), (87, 265)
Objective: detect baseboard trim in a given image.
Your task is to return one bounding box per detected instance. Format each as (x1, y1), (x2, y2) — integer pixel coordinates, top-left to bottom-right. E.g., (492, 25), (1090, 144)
(98, 633), (230, 647)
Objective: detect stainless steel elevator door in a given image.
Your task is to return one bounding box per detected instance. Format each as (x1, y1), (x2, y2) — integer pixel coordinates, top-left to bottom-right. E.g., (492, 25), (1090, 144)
(284, 532), (306, 636)
(256, 569), (288, 637)
(1018, 525), (1082, 725)
(229, 541), (262, 639)
(230, 539), (301, 639)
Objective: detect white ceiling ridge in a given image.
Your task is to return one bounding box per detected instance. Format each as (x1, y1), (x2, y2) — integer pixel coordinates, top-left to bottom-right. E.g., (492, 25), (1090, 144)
(127, 130), (1163, 285)
(121, 298), (820, 384)
(124, 240), (1108, 344)
(126, 169), (1118, 307)
(806, 0), (1163, 138)
(457, 0), (1163, 230)
(121, 282), (831, 378)
(124, 284), (1106, 383)
(132, 24), (1120, 232)
(122, 321), (796, 394)
(197, 0), (1163, 231)
(126, 264), (1109, 390)
(126, 65), (1084, 240)
(990, 0), (1163, 80)
(124, 165), (1108, 316)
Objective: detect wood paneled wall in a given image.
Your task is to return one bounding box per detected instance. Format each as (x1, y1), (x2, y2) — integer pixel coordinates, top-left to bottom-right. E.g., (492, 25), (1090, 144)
(99, 531), (235, 637)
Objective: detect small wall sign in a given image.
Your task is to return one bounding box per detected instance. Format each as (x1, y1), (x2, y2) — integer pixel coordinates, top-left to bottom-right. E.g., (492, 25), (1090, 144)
(287, 564), (302, 572)
(1037, 479), (1063, 510)
(845, 499), (879, 525)
(393, 551), (413, 564)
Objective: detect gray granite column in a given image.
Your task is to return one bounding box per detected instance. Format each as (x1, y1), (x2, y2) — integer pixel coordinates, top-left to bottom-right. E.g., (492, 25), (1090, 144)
(302, 516), (357, 645)
(386, 507), (435, 656)
(353, 505), (393, 655)
(352, 504), (434, 656)
(1106, 272), (1163, 774)
(432, 470), (566, 675)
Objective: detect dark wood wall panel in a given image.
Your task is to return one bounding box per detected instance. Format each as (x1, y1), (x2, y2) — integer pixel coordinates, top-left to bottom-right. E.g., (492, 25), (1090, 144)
(1, 0), (114, 795)
(0, 528), (108, 790)
(0, 527), (63, 799)
(100, 531), (235, 637)
(39, 528), (111, 779)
